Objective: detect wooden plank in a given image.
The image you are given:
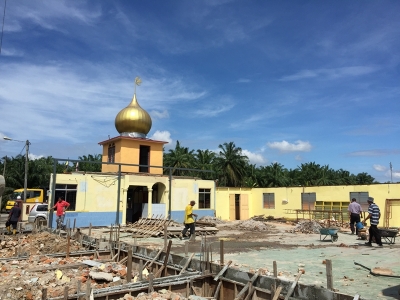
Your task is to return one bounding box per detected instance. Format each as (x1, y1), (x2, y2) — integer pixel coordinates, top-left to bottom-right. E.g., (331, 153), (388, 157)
(353, 295), (360, 300)
(214, 260), (232, 281)
(144, 248), (163, 269)
(163, 240), (172, 277)
(213, 281), (222, 300)
(244, 283), (255, 300)
(179, 253), (195, 275)
(326, 259), (333, 290)
(126, 246), (133, 282)
(234, 271), (259, 300)
(271, 285), (282, 300)
(41, 288), (47, 300)
(284, 272), (302, 300)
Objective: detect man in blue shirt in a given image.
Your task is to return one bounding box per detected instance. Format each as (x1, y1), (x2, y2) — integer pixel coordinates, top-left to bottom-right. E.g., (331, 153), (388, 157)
(363, 197), (382, 247)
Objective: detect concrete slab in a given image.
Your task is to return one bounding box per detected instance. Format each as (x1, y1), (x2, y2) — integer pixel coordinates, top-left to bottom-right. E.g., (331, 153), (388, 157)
(87, 221), (400, 299)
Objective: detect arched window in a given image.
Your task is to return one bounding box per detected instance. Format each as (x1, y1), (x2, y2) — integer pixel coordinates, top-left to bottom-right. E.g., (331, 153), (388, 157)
(108, 143), (115, 163)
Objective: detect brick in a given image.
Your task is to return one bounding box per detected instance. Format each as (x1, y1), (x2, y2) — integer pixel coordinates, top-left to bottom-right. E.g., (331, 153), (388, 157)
(26, 291), (33, 300)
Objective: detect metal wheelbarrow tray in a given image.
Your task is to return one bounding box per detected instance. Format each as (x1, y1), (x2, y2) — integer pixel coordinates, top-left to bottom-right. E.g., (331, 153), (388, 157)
(319, 227), (339, 242)
(378, 228), (398, 244)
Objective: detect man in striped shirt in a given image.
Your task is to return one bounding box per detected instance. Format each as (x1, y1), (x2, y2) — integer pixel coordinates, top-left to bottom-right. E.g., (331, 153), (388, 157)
(363, 197), (382, 247)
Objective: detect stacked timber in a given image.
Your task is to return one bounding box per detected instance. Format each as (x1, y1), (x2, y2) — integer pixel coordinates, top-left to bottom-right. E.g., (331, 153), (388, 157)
(125, 216), (218, 238)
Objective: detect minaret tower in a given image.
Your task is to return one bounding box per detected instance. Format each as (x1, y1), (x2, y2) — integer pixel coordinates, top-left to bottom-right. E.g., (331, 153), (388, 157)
(99, 77), (167, 173)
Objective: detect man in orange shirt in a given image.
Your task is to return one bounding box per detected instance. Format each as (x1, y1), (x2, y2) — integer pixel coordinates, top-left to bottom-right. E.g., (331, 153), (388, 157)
(180, 200), (197, 241)
(50, 196), (70, 229)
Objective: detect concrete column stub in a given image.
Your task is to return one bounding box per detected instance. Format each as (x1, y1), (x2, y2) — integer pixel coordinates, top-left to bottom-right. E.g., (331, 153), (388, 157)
(148, 188), (153, 217)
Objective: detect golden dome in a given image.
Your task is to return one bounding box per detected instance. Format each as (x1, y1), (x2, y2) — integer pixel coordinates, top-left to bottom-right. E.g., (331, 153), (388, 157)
(115, 94), (152, 137)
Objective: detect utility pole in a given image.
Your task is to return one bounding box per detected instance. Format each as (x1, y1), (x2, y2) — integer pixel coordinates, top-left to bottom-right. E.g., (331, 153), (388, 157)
(2, 156), (5, 176)
(24, 140), (29, 201)
(390, 162), (393, 183)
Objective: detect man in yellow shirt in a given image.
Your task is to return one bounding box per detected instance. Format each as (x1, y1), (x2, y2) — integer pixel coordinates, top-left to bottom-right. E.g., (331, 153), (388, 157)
(180, 200), (197, 241)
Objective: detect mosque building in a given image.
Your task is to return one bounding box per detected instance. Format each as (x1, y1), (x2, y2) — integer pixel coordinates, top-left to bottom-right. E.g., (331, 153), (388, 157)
(48, 78), (400, 228)
(50, 79), (216, 227)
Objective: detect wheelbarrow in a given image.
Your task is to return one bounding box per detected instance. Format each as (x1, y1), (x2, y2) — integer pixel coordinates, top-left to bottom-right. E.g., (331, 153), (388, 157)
(319, 227), (339, 242)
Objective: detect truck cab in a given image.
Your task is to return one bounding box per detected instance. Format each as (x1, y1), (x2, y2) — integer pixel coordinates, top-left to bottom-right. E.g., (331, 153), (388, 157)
(5, 188), (45, 212)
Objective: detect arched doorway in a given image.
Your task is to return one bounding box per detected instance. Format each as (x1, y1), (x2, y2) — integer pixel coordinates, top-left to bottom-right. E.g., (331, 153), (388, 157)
(126, 185), (148, 224)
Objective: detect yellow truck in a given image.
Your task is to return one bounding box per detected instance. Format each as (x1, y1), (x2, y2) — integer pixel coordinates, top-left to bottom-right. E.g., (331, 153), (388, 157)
(5, 188), (46, 212)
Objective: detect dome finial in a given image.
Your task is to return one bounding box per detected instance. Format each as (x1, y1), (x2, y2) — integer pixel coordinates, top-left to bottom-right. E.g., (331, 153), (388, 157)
(134, 76), (142, 95)
(114, 76), (152, 137)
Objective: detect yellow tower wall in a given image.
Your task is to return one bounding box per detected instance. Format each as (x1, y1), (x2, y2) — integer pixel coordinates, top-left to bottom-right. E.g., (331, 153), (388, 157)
(100, 137), (165, 174)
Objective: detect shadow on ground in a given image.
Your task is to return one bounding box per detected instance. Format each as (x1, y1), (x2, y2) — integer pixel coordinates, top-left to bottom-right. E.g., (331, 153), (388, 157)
(382, 284), (400, 299)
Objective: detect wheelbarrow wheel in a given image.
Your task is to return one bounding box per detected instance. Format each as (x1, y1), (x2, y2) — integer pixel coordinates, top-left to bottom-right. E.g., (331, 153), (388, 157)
(332, 234), (338, 242)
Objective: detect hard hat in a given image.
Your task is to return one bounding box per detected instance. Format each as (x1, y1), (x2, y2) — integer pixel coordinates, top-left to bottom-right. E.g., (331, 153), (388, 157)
(17, 196), (21, 200)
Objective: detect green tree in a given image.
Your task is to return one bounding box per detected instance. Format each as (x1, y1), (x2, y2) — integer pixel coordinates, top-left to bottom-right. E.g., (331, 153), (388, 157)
(356, 172), (375, 185)
(193, 149), (216, 180)
(78, 154), (102, 172)
(214, 142), (248, 187)
(163, 141), (195, 176)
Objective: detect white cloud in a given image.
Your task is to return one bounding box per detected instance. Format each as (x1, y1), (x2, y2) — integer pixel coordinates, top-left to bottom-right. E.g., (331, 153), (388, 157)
(237, 78), (251, 83)
(195, 103), (235, 117)
(242, 150), (266, 165)
(373, 164), (387, 172)
(150, 131), (172, 144)
(150, 110), (169, 119)
(393, 172), (400, 179)
(0, 48), (24, 57)
(6, 1), (102, 33)
(280, 66), (378, 81)
(0, 62), (205, 145)
(267, 140), (312, 153)
(295, 154), (303, 161)
(29, 153), (44, 160)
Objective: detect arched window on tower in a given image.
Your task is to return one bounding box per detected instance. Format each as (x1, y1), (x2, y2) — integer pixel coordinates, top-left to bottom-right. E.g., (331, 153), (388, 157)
(108, 143), (115, 163)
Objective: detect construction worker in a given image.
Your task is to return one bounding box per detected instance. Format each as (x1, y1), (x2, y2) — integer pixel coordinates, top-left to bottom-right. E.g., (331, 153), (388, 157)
(180, 200), (197, 241)
(6, 202), (21, 235)
(49, 196), (70, 229)
(363, 197), (383, 247)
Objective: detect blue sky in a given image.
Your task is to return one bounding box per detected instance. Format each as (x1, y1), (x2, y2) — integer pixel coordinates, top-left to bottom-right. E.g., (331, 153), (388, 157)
(0, 1), (399, 182)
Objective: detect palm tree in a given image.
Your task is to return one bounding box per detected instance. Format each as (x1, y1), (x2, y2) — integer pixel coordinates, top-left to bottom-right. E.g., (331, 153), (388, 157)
(356, 172), (375, 185)
(315, 165), (335, 186)
(78, 154), (102, 172)
(214, 142), (248, 187)
(243, 163), (259, 188)
(163, 141), (195, 176)
(193, 149), (216, 180)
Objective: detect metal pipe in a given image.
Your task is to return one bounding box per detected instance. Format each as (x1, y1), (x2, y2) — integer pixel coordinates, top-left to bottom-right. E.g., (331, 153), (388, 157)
(49, 159), (57, 228)
(168, 168), (172, 219)
(116, 164), (121, 224)
(24, 140), (29, 202)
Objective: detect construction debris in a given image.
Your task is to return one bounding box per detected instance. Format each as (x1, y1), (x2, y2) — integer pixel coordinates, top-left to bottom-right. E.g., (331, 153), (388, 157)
(125, 216), (219, 238)
(0, 231), (84, 257)
(117, 291), (213, 300)
(0, 232), (138, 300)
(198, 216), (226, 224)
(236, 219), (275, 231)
(286, 220), (323, 234)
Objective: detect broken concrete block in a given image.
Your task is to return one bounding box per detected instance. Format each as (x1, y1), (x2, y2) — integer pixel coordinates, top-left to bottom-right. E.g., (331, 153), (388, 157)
(89, 271), (113, 282)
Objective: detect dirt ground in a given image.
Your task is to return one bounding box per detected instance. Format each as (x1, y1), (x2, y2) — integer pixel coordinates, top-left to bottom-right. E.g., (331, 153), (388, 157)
(0, 218), (398, 300)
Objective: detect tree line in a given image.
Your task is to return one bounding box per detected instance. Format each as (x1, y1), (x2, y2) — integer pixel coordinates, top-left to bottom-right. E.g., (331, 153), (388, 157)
(163, 141), (376, 187)
(0, 154), (101, 208)
(1, 142), (376, 208)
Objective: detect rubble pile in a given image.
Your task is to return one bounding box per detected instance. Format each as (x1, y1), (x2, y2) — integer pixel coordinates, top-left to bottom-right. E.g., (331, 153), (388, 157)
(198, 216), (226, 224)
(234, 219), (275, 231)
(0, 233), (139, 300)
(286, 220), (323, 234)
(117, 289), (195, 300)
(318, 219), (347, 228)
(0, 232), (84, 258)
